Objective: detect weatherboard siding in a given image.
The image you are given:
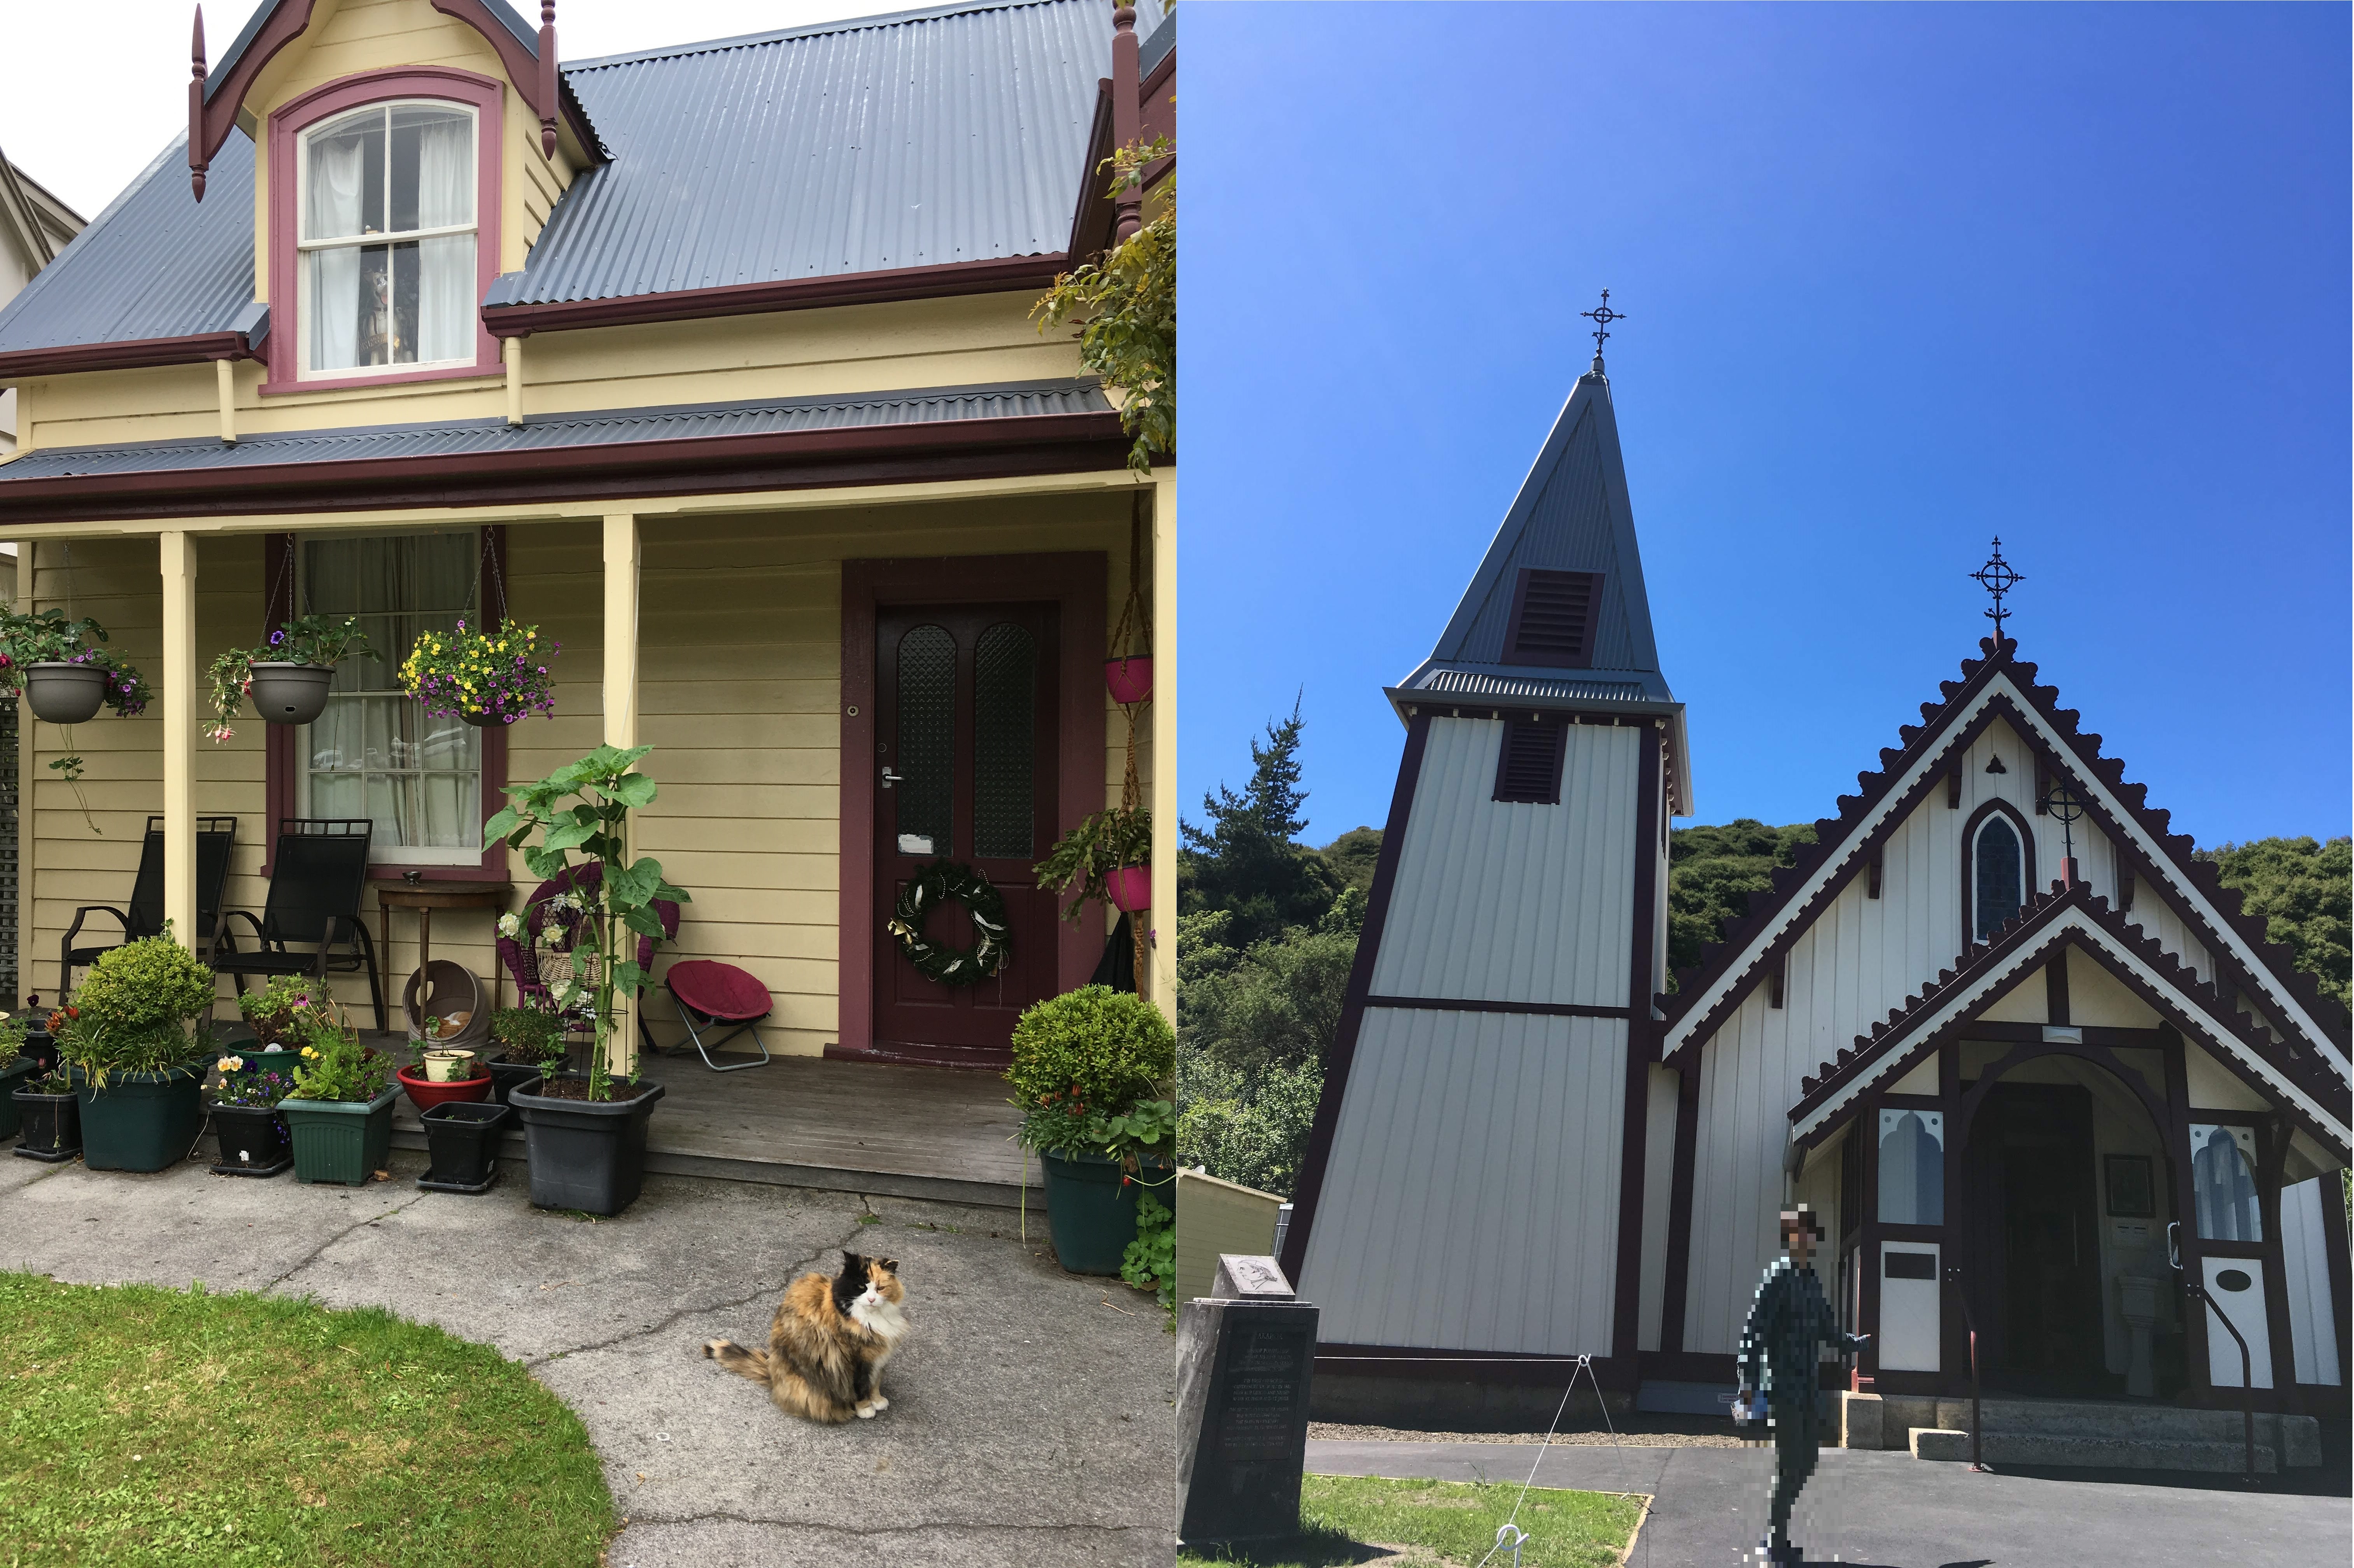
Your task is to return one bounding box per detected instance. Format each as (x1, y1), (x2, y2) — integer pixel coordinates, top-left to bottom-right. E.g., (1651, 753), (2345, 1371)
(1299, 1007), (1628, 1354)
(1366, 716), (1638, 1008)
(14, 496), (1139, 1054)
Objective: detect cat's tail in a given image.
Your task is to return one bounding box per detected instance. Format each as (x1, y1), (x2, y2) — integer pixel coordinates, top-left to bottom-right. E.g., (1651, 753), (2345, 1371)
(702, 1339), (772, 1384)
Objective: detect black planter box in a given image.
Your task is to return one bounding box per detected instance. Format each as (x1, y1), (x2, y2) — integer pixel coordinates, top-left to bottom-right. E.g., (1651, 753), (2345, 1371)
(209, 1102), (292, 1178)
(18, 1028), (58, 1076)
(510, 1073), (665, 1216)
(418, 1100), (515, 1194)
(0, 1057), (35, 1141)
(12, 1088), (79, 1162)
(485, 1056), (549, 1109)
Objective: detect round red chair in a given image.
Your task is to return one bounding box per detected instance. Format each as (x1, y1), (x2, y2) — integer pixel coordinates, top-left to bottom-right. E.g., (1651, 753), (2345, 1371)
(663, 959), (773, 1073)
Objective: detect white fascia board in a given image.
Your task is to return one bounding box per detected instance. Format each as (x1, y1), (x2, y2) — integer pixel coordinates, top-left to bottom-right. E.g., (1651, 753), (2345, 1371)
(1793, 906), (2350, 1149)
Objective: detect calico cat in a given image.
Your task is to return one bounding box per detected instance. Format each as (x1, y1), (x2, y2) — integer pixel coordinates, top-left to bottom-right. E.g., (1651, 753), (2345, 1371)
(703, 1251), (910, 1423)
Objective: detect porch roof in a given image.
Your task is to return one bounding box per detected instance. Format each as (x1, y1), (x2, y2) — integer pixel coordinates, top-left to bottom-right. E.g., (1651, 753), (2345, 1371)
(1787, 879), (2352, 1160)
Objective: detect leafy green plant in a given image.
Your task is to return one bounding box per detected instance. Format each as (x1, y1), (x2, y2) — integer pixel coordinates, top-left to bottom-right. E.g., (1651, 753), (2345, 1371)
(235, 974), (322, 1051)
(285, 1005), (392, 1104)
(1033, 138), (1174, 472)
(489, 1005), (566, 1066)
(486, 745), (690, 1103)
(204, 614), (375, 744)
(55, 935), (215, 1088)
(0, 1011), (27, 1061)
(1034, 805), (1152, 922)
(1007, 984), (1174, 1157)
(0, 607), (154, 794)
(1121, 1190), (1176, 1312)
(210, 1056), (301, 1108)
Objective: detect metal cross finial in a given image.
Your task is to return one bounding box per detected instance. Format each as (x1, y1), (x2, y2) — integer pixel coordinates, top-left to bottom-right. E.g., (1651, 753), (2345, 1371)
(1969, 537), (2023, 643)
(1581, 289), (1625, 373)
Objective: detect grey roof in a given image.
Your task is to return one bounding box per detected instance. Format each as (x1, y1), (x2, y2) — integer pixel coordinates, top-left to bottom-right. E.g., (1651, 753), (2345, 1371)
(0, 130), (257, 356)
(0, 378), (1107, 482)
(0, 0), (1154, 359)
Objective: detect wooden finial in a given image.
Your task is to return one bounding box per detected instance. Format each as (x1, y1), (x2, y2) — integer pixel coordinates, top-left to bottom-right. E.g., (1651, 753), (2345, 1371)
(189, 6), (210, 201)
(1110, 3), (1141, 244)
(538, 0), (559, 158)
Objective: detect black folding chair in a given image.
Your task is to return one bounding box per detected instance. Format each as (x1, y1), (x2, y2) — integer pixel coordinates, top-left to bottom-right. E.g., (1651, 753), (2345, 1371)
(212, 819), (386, 1032)
(60, 815), (237, 998)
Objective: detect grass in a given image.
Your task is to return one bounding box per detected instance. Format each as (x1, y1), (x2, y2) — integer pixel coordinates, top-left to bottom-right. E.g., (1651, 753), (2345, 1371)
(1180, 1474), (1647, 1568)
(0, 1271), (616, 1566)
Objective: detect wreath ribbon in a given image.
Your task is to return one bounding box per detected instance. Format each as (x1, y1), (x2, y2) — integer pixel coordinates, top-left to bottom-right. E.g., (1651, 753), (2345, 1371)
(890, 859), (1012, 986)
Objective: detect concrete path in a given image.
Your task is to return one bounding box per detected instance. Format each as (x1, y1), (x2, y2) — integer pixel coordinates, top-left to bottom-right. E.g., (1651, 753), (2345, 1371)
(0, 1148), (1173, 1567)
(1306, 1439), (2350, 1567)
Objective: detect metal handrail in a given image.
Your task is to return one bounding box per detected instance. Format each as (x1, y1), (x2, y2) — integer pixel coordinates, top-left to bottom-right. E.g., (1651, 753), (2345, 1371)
(2172, 1222), (2258, 1481)
(1942, 1265), (1990, 1472)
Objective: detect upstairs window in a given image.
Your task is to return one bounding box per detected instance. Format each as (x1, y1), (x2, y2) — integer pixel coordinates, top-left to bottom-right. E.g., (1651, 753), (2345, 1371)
(300, 103), (477, 377)
(1972, 814), (2024, 940)
(1501, 569), (1600, 667)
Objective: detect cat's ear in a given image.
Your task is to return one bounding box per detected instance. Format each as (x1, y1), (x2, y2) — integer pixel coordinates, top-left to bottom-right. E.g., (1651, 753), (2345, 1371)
(841, 1251), (864, 1270)
(877, 1258), (899, 1276)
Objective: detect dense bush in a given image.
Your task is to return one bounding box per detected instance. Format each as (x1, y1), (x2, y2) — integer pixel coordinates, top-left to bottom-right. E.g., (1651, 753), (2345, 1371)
(2197, 837), (2351, 1007)
(1177, 1051), (1324, 1199)
(490, 1005), (566, 1064)
(1007, 984), (1174, 1113)
(73, 937), (215, 1030)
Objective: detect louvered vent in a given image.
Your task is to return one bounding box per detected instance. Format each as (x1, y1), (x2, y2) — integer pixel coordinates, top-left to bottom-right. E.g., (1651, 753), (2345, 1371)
(1503, 569), (1599, 666)
(1492, 719), (1566, 804)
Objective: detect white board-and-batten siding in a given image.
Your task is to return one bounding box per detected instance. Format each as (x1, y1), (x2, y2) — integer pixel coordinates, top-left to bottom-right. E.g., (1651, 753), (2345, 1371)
(1299, 1008), (1628, 1354)
(1675, 715), (2241, 1358)
(1367, 716), (1639, 1008)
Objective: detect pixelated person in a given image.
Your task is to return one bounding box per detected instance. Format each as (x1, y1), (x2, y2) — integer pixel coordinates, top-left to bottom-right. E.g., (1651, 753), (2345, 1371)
(1735, 1205), (1866, 1566)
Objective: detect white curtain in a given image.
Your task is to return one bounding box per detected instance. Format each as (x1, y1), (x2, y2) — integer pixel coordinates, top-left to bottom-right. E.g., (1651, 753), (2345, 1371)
(411, 111), (474, 363)
(306, 131), (366, 371)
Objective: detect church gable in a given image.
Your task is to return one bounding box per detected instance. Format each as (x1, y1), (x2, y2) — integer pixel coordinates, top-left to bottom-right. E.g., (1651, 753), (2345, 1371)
(1662, 639), (2350, 1082)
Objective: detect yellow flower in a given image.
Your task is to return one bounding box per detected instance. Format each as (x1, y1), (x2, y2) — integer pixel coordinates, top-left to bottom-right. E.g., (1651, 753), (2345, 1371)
(300, 1045), (317, 1059)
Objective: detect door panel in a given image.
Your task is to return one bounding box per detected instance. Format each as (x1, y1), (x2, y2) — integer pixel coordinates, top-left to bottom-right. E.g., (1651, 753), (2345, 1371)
(873, 604), (1060, 1059)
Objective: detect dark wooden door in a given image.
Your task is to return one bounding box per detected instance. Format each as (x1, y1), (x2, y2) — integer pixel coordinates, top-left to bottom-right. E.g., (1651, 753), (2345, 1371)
(1968, 1082), (2107, 1392)
(871, 604), (1060, 1064)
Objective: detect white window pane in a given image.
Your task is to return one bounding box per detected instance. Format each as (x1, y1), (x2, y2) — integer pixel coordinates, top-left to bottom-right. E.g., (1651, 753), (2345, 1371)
(2191, 1124), (2263, 1243)
(305, 113), (376, 240)
(310, 770), (364, 822)
(419, 772), (477, 847)
(307, 247), (364, 371)
(416, 234), (476, 363)
(393, 106), (473, 229)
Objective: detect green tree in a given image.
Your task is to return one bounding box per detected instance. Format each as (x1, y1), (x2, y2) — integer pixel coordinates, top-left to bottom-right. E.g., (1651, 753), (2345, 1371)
(1032, 139), (1173, 472)
(1179, 699), (1341, 952)
(1666, 819), (1819, 985)
(1320, 826), (1384, 894)
(2196, 836), (2352, 1007)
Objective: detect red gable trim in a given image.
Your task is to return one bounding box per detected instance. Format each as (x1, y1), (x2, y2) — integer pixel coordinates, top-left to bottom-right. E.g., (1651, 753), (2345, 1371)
(480, 254), (1070, 339)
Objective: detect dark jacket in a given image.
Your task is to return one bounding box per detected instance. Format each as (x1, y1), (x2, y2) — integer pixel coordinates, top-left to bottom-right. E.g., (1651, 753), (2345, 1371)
(1738, 1258), (1862, 1411)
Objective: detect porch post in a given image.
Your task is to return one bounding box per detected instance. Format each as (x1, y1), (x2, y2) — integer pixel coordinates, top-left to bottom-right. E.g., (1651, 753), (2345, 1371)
(602, 513), (640, 1073)
(159, 530), (197, 943)
(1148, 470), (1175, 1024)
(9, 542), (29, 1006)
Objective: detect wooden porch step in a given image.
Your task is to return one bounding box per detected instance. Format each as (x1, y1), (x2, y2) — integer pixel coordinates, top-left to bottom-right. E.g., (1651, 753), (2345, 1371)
(823, 1039), (1012, 1071)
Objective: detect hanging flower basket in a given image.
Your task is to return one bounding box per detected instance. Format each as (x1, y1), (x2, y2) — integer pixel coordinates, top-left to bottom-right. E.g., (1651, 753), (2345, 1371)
(245, 662), (335, 725)
(0, 609), (152, 725)
(205, 615), (374, 742)
(1104, 655), (1153, 705)
(22, 663), (105, 724)
(401, 619), (560, 726)
(1105, 865), (1151, 913)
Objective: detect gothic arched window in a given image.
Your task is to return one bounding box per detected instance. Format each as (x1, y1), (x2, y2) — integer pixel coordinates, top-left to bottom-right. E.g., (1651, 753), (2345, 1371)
(1973, 814), (2024, 940)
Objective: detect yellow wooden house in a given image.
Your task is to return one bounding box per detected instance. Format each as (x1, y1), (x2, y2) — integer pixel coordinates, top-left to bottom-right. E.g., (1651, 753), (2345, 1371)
(0, 0), (1176, 1192)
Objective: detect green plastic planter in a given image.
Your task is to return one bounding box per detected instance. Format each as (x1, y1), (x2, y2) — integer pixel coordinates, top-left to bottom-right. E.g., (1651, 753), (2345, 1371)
(279, 1087), (399, 1186)
(0, 1057), (36, 1141)
(71, 1063), (206, 1172)
(1038, 1148), (1175, 1276)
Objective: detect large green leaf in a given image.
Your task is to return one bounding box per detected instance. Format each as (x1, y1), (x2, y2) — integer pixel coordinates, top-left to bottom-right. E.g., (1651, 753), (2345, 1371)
(609, 772), (658, 809)
(612, 960), (645, 996)
(541, 820), (595, 854)
(522, 846), (569, 881)
(483, 805), (521, 841)
(620, 903), (666, 940)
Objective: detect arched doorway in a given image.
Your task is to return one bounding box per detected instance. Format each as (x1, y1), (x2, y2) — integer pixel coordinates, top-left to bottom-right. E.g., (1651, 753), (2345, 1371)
(1956, 1042), (2181, 1399)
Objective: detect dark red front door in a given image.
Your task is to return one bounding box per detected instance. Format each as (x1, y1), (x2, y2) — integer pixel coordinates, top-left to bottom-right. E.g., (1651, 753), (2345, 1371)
(870, 604), (1060, 1064)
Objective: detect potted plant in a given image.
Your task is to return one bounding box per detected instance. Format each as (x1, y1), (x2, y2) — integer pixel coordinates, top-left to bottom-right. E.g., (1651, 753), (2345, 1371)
(1035, 804), (1152, 982)
(0, 1013), (35, 1141)
(203, 614), (375, 741)
(278, 1005), (396, 1186)
(417, 1101), (515, 1195)
(12, 1068), (80, 1163)
(484, 1004), (567, 1106)
(1007, 984), (1176, 1276)
(396, 1029), (493, 1116)
(56, 936), (215, 1172)
(0, 607), (154, 726)
(229, 975), (315, 1078)
(400, 618), (560, 728)
(208, 1054), (298, 1177)
(490, 745), (688, 1216)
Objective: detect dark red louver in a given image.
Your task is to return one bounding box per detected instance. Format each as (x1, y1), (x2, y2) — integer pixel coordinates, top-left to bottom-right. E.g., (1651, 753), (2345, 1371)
(1501, 569), (1599, 667)
(1492, 719), (1566, 804)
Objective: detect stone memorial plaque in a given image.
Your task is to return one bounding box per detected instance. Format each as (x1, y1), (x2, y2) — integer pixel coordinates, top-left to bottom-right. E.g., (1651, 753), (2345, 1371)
(1178, 1256), (1318, 1546)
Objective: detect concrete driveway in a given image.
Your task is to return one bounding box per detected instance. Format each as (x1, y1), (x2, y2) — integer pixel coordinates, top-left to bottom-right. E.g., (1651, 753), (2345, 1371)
(0, 1147), (1173, 1567)
(1307, 1439), (2350, 1567)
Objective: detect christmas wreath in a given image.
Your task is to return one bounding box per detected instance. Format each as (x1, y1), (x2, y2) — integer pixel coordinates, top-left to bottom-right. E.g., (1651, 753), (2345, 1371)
(889, 860), (1012, 985)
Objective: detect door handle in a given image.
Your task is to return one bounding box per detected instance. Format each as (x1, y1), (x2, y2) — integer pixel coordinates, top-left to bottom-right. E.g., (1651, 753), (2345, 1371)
(881, 768), (904, 789)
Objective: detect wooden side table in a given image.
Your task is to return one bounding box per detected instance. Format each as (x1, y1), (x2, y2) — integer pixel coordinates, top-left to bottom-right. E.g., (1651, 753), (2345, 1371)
(371, 880), (513, 1014)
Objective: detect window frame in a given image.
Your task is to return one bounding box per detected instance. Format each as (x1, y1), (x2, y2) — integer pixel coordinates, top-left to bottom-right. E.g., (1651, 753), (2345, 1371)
(1960, 799), (2038, 945)
(264, 68), (504, 395)
(261, 527), (510, 884)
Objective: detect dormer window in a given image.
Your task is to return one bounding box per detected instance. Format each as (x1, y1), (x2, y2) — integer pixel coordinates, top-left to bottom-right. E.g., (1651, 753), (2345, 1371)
(300, 103), (477, 377)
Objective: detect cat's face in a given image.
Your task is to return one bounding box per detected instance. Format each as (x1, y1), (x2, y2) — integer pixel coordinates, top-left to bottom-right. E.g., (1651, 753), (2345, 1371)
(834, 1252), (905, 1316)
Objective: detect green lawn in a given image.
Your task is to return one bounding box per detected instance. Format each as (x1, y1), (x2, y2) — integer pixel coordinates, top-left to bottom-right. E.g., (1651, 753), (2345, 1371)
(1181, 1473), (1648, 1568)
(0, 1272), (615, 1566)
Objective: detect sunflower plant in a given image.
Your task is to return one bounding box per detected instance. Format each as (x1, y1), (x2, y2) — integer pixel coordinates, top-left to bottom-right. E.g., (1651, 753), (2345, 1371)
(399, 618), (560, 726)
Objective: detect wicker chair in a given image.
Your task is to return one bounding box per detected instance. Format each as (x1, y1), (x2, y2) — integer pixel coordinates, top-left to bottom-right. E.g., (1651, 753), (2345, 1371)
(496, 862), (681, 1051)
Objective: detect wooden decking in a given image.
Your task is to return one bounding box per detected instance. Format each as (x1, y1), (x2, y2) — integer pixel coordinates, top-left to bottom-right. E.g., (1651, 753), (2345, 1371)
(381, 1046), (1038, 1209)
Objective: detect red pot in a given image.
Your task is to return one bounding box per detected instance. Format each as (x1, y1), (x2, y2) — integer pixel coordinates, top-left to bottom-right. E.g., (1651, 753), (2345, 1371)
(1104, 656), (1153, 705)
(396, 1064), (493, 1115)
(1106, 865), (1151, 913)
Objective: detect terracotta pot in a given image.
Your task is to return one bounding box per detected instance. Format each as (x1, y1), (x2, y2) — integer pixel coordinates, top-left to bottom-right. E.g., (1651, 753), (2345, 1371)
(23, 663), (105, 724)
(397, 1064), (493, 1115)
(246, 663), (335, 726)
(1104, 656), (1153, 705)
(1105, 865), (1151, 913)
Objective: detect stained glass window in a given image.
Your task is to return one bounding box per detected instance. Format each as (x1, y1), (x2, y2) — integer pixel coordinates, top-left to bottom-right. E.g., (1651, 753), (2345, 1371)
(972, 623), (1036, 861)
(1974, 816), (2023, 940)
(894, 625), (955, 856)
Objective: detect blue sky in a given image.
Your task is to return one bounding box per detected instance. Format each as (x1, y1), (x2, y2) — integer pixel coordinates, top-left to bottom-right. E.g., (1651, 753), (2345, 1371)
(1183, 3), (2349, 849)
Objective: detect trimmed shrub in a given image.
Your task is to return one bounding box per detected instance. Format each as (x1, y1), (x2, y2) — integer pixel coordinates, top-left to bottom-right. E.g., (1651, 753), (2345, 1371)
(1007, 984), (1173, 1115)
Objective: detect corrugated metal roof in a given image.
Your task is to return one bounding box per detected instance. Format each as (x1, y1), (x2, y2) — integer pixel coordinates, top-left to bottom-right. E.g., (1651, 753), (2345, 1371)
(1409, 669), (1656, 705)
(0, 130), (256, 356)
(2, 0), (1155, 358)
(487, 0), (1144, 307)
(0, 377), (1106, 481)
